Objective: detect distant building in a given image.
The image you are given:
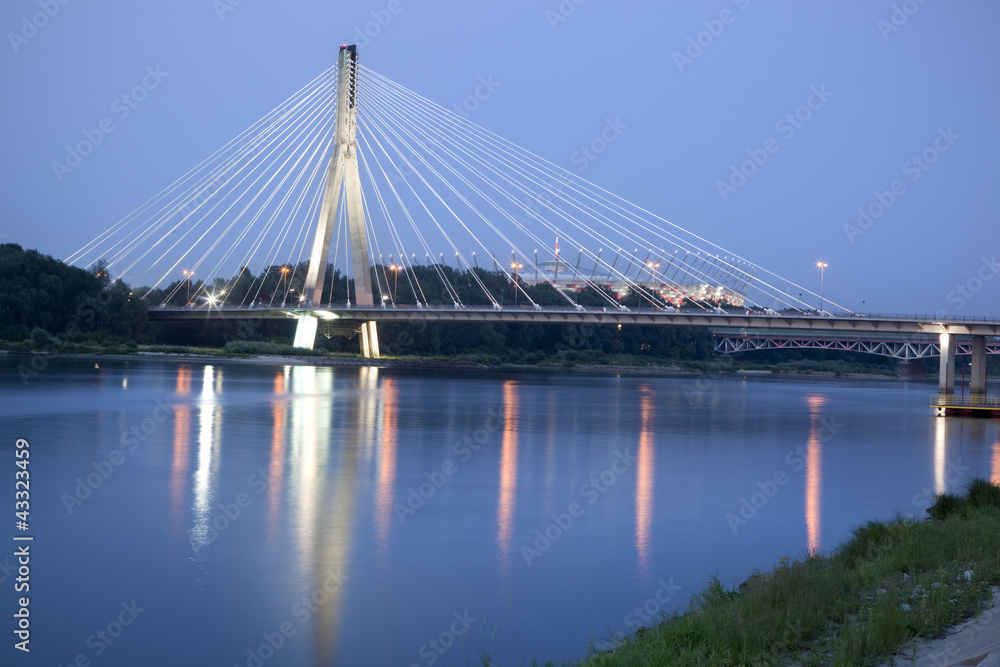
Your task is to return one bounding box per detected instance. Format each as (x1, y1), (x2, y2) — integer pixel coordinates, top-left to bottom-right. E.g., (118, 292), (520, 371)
(520, 255), (752, 307)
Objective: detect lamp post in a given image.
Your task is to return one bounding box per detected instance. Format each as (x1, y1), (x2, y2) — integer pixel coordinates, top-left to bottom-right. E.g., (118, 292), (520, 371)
(646, 261), (660, 301)
(816, 261), (828, 312)
(389, 264), (399, 304)
(182, 270), (193, 304)
(511, 261), (522, 305)
(279, 266), (289, 305)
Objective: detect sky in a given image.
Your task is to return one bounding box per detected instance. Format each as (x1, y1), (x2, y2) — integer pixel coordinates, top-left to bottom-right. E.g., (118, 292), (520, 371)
(2, 0), (999, 316)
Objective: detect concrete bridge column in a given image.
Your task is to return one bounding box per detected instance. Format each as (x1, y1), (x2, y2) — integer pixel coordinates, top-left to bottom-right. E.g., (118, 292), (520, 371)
(970, 335), (987, 397)
(938, 332), (955, 395)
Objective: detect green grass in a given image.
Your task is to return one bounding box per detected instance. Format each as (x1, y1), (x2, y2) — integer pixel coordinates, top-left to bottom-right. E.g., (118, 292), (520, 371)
(564, 479), (1000, 667)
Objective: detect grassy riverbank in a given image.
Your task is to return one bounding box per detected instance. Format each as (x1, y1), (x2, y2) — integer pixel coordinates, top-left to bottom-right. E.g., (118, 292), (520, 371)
(0, 339), (899, 378)
(568, 480), (1000, 667)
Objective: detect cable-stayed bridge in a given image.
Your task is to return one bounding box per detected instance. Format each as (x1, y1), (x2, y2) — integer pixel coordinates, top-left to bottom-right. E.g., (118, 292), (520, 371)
(67, 45), (999, 414)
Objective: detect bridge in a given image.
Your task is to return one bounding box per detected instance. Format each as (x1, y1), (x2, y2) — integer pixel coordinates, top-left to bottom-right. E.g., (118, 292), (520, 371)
(69, 44), (998, 416)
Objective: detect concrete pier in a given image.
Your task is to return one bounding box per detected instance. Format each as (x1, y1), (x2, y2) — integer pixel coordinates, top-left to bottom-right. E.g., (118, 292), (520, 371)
(938, 332), (955, 395)
(971, 335), (987, 396)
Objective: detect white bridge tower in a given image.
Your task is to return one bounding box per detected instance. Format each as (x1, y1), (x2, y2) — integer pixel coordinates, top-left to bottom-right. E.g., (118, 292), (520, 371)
(293, 44), (379, 357)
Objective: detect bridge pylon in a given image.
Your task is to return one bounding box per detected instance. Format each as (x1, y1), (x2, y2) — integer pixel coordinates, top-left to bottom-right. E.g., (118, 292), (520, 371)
(293, 44), (380, 357)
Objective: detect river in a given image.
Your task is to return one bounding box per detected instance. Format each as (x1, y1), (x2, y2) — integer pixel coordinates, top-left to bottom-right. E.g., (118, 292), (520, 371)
(1, 356), (998, 666)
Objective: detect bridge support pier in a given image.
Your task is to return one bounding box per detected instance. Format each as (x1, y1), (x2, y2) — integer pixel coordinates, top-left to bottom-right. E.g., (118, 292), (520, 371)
(971, 335), (987, 397)
(360, 321), (380, 358)
(293, 313), (319, 349)
(938, 332), (955, 395)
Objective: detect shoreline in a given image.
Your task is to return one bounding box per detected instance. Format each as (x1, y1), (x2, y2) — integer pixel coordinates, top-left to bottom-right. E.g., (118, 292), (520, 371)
(1, 348), (905, 382)
(579, 481), (1000, 667)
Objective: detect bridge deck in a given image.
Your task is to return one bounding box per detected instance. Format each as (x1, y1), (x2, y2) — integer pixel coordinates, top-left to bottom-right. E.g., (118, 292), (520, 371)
(147, 305), (1000, 336)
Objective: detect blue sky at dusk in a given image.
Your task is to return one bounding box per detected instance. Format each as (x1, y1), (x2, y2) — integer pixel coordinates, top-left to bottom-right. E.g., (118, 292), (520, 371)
(2, 0), (998, 315)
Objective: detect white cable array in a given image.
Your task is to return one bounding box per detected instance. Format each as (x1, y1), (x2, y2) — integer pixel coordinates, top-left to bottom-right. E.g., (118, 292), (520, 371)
(70, 59), (848, 316)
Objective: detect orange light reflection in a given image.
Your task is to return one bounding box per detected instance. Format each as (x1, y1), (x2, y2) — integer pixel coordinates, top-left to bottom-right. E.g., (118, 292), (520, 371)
(497, 381), (519, 576)
(992, 441), (1000, 485)
(375, 378), (398, 557)
(635, 389), (654, 581)
(805, 394), (826, 556)
(267, 395), (285, 541)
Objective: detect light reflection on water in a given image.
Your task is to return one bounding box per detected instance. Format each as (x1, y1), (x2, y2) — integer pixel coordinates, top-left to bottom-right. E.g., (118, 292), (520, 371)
(635, 386), (654, 581)
(805, 394), (825, 556)
(5, 358), (1000, 666)
(497, 379), (518, 578)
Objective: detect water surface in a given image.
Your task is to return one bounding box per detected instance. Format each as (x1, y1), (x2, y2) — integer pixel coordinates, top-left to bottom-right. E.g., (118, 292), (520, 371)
(1, 357), (998, 666)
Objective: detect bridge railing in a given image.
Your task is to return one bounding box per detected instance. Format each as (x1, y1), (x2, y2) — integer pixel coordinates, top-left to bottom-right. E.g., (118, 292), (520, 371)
(930, 394), (1000, 408)
(148, 302), (1000, 326)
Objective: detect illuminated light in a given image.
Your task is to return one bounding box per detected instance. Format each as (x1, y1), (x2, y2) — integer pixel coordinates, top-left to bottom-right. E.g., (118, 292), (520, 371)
(992, 441), (1000, 485)
(169, 403), (191, 543)
(267, 398), (285, 541)
(497, 380), (519, 577)
(190, 365), (218, 555)
(176, 366), (191, 395)
(934, 417), (947, 494)
(375, 378), (398, 556)
(636, 391), (654, 581)
(805, 394), (826, 556)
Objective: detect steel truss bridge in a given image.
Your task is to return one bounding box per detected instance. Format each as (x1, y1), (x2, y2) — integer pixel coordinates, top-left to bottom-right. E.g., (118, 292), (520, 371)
(713, 331), (1000, 360)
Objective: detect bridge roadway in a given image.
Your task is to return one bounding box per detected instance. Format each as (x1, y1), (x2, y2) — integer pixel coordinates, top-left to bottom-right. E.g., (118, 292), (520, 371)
(147, 304), (1000, 337)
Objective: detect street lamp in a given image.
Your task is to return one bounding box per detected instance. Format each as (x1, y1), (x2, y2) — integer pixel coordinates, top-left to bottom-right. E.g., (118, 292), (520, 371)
(511, 261), (523, 305)
(182, 270), (193, 304)
(389, 264), (399, 304)
(279, 266), (290, 305)
(816, 261), (828, 312)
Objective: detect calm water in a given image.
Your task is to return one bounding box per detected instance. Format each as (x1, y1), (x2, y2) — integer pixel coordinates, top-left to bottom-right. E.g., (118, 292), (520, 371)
(1, 357), (998, 666)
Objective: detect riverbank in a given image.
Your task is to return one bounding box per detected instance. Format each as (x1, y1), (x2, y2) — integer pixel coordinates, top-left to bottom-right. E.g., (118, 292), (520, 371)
(0, 342), (902, 380)
(568, 481), (1000, 667)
